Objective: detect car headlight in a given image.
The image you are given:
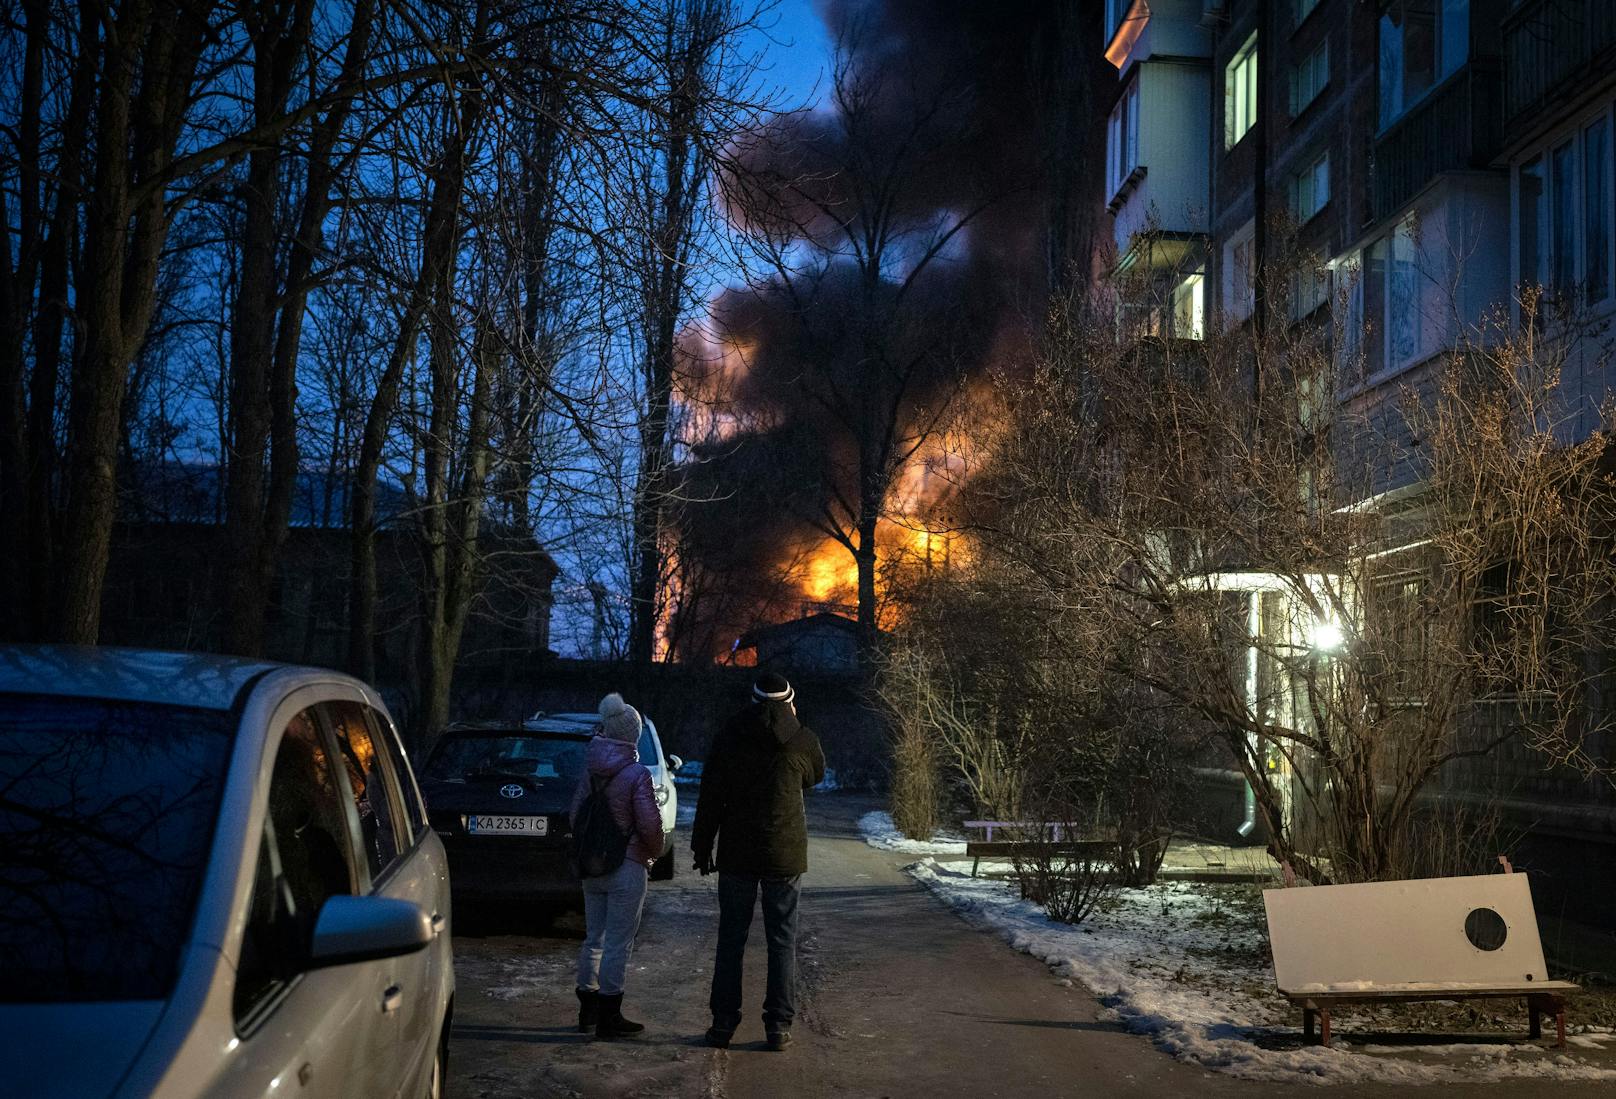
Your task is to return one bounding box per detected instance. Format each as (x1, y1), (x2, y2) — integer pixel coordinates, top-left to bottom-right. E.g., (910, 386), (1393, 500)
(655, 786), (669, 806)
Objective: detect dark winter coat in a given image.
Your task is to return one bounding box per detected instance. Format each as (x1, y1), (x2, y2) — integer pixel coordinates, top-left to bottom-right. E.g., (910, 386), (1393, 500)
(569, 736), (664, 870)
(691, 700), (826, 878)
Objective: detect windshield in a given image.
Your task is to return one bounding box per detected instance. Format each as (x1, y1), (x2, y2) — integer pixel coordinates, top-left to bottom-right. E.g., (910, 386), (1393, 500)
(0, 693), (236, 1002)
(423, 734), (589, 784)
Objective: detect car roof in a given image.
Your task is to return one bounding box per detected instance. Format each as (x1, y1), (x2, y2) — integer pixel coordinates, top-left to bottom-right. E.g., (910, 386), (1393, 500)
(0, 645), (287, 712)
(441, 717), (594, 738)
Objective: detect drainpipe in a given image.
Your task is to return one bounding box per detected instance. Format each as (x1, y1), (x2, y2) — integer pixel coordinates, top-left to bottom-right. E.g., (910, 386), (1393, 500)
(1238, 588), (1260, 839)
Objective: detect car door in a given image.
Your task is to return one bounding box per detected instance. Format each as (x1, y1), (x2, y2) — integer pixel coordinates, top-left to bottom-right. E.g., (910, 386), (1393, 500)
(320, 699), (425, 1097)
(215, 705), (384, 1099)
(363, 703), (452, 1068)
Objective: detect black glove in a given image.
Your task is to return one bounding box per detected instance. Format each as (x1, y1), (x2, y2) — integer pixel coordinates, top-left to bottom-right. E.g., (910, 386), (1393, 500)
(694, 850), (716, 876)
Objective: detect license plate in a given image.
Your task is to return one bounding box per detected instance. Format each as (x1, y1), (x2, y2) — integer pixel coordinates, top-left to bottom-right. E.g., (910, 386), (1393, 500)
(465, 814), (549, 836)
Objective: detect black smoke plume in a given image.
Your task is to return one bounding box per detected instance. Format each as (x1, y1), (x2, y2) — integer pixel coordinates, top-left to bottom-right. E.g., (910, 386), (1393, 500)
(666, 0), (1108, 661)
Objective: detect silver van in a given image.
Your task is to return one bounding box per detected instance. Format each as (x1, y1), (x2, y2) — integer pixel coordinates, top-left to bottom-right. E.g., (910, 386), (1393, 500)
(0, 646), (454, 1099)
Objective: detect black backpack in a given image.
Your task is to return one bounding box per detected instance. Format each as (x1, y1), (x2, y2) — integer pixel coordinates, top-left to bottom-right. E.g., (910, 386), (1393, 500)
(571, 773), (629, 879)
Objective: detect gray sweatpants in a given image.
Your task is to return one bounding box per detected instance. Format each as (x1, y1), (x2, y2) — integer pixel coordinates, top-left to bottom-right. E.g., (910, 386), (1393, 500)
(576, 860), (649, 996)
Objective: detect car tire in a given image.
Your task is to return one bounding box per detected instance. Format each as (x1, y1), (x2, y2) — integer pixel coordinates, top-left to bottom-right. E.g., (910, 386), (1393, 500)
(650, 849), (674, 881)
(427, 1015), (449, 1099)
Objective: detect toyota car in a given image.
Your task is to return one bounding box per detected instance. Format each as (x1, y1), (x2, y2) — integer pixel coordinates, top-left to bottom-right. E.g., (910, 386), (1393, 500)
(0, 646), (454, 1099)
(422, 711), (681, 908)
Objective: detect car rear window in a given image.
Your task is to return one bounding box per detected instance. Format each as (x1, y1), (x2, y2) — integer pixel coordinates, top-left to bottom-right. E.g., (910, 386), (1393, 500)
(0, 693), (235, 1002)
(423, 734), (589, 785)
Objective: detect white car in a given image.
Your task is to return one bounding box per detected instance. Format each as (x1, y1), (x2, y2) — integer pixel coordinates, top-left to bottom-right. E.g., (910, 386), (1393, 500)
(533, 710), (682, 878)
(0, 646), (454, 1099)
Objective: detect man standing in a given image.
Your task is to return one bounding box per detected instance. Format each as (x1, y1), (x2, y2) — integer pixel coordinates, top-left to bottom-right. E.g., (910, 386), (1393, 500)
(692, 672), (826, 1051)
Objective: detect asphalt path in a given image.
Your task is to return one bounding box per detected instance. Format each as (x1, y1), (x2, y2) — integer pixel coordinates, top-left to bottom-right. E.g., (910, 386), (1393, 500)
(445, 794), (1613, 1098)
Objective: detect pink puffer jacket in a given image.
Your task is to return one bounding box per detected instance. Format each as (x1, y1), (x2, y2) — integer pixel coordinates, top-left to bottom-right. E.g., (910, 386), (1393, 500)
(570, 736), (664, 870)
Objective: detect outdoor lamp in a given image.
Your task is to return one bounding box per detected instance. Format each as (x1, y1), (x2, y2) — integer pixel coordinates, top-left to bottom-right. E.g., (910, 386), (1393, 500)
(1309, 618), (1345, 652)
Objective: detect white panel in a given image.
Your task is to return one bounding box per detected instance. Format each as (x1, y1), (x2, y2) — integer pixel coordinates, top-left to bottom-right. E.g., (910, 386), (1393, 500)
(1263, 874), (1551, 993)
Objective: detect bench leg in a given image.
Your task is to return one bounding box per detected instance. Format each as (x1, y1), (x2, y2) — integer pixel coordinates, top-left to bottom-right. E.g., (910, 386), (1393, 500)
(1319, 1007), (1331, 1048)
(1557, 1007), (1566, 1049)
(1303, 1008), (1316, 1044)
(971, 856), (980, 878)
(1529, 997), (1541, 1041)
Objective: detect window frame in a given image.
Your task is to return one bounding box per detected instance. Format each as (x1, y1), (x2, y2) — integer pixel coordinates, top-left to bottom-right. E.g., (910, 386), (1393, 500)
(1226, 33), (1259, 150)
(321, 699), (413, 888)
(1107, 75), (1142, 202)
(1223, 220), (1257, 324)
(1378, 0), (1471, 131)
(1511, 99), (1616, 323)
(232, 704), (364, 1034)
(1290, 39), (1329, 117)
(1291, 150), (1331, 224)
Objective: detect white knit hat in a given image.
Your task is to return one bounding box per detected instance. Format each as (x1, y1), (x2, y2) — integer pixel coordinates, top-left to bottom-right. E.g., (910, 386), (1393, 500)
(598, 692), (642, 743)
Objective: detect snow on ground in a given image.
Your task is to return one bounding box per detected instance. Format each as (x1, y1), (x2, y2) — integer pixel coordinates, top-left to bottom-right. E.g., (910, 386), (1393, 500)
(900, 857), (1616, 1087)
(856, 810), (968, 855)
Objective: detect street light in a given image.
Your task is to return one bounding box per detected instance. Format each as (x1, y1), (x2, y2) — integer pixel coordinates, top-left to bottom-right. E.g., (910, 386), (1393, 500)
(1309, 618), (1345, 653)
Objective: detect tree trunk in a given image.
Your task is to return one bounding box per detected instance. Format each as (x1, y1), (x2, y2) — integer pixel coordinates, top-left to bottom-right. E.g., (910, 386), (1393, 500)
(349, 79), (481, 679)
(52, 0), (209, 643)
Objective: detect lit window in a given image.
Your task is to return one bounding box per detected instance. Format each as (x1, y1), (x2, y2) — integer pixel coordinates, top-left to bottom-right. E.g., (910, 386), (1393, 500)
(1379, 1), (1469, 129)
(1107, 78), (1141, 200)
(1291, 152), (1330, 222)
(1172, 272), (1205, 340)
(1226, 34), (1258, 149)
(1290, 41), (1328, 115)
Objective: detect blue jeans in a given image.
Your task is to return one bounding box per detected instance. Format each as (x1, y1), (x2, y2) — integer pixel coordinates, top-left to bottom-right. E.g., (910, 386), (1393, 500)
(577, 860), (649, 996)
(711, 873), (800, 1031)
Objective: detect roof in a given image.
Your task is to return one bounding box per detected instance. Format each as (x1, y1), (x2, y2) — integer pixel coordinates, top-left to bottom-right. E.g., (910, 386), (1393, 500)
(122, 461), (407, 530)
(0, 645), (288, 712)
(441, 714), (597, 737)
(735, 612), (860, 649)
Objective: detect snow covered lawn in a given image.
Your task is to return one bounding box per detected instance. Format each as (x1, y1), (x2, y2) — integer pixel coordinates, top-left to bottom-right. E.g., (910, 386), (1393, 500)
(857, 813), (1616, 1086)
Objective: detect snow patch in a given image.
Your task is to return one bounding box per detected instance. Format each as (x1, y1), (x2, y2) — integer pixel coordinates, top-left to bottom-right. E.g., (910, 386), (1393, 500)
(906, 858), (1616, 1086)
(857, 811), (967, 855)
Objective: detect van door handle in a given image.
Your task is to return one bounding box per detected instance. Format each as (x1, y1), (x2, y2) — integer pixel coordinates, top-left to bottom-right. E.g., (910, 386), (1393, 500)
(430, 912), (446, 936)
(382, 985), (403, 1014)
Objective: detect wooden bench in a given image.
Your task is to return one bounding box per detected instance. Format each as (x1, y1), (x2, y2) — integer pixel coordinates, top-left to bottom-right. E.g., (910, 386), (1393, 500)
(1263, 872), (1578, 1048)
(962, 821), (1115, 877)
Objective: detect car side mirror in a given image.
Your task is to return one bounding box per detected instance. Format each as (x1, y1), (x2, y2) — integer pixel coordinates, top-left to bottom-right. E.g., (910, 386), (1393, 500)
(307, 895), (432, 970)
(668, 754), (683, 772)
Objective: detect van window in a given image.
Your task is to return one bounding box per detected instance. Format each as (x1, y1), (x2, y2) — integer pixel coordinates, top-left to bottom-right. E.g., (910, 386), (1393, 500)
(324, 701), (408, 883)
(368, 706), (427, 833)
(0, 694), (233, 1003)
(235, 709), (357, 1023)
(638, 722), (660, 768)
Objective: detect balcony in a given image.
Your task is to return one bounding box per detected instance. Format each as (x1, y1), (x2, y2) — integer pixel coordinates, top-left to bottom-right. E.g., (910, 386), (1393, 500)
(1503, 0), (1616, 131)
(1372, 64), (1502, 222)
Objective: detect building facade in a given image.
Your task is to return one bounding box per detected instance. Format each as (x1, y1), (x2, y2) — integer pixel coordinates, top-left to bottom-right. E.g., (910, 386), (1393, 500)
(1101, 0), (1616, 932)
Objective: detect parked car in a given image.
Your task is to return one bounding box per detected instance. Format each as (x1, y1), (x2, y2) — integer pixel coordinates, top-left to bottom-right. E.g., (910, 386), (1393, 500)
(0, 645), (454, 1099)
(421, 710), (682, 907)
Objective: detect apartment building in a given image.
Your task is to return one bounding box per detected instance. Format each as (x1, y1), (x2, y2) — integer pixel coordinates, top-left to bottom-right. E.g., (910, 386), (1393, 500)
(1101, 0), (1616, 934)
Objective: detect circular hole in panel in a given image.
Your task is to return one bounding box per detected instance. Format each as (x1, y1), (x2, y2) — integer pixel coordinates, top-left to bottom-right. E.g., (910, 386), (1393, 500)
(1465, 907), (1508, 951)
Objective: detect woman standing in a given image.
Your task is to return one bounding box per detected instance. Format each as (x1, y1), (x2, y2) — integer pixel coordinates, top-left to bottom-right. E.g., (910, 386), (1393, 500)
(571, 692), (664, 1039)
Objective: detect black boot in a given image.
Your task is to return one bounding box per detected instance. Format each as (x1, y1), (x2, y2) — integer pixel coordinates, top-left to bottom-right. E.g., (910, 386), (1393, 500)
(766, 1028), (792, 1052)
(595, 993), (645, 1040)
(704, 1025), (733, 1049)
(575, 988), (598, 1033)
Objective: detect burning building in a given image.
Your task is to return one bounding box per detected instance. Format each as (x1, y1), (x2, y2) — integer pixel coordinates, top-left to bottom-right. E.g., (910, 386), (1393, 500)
(661, 0), (1113, 664)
